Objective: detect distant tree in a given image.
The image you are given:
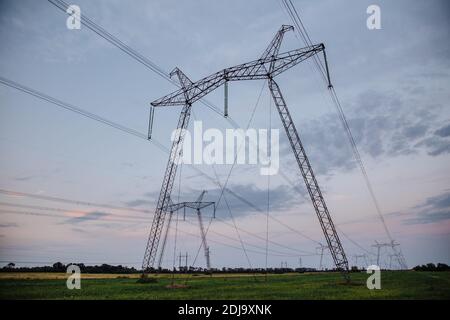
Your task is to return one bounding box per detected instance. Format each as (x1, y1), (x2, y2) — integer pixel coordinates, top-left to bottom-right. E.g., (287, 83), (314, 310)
(52, 262), (65, 271)
(6, 262), (15, 268)
(413, 263), (450, 271)
(437, 263), (450, 271)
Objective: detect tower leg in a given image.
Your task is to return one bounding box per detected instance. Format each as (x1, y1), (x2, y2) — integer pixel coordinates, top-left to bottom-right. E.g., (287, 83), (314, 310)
(157, 210), (174, 269)
(197, 209), (211, 271)
(142, 103), (192, 272)
(268, 78), (350, 281)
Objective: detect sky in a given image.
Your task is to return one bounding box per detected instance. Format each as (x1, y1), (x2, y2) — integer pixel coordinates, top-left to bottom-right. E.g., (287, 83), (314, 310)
(0, 0), (449, 270)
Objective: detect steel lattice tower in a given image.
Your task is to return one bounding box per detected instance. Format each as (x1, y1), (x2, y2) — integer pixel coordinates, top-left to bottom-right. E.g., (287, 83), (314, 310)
(142, 25), (350, 280)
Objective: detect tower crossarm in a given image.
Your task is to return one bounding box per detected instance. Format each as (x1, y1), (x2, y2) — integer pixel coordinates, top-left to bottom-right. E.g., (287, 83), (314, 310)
(167, 201), (215, 212)
(151, 44), (324, 107)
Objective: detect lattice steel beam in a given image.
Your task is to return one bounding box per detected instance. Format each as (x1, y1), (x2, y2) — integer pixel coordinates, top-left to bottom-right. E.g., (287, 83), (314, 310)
(143, 26), (350, 280)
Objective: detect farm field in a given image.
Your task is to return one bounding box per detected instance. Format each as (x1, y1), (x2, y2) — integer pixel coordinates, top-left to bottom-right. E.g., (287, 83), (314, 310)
(0, 271), (449, 299)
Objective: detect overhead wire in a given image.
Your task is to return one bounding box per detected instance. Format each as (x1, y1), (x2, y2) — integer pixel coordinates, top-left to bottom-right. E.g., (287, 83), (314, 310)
(280, 0), (400, 261)
(46, 0), (331, 249)
(48, 0), (319, 208)
(0, 188), (151, 214)
(1, 1), (358, 268)
(0, 77), (321, 249)
(0, 201), (151, 221)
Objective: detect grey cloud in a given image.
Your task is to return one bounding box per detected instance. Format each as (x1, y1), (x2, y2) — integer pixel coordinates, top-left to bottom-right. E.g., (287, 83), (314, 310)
(404, 192), (450, 225)
(0, 222), (18, 228)
(420, 192), (450, 210)
(403, 124), (428, 140)
(124, 199), (153, 207)
(183, 184), (303, 219)
(71, 227), (90, 234)
(415, 136), (450, 156)
(62, 211), (109, 224)
(124, 191), (158, 208)
(121, 162), (135, 168)
(279, 89), (448, 176)
(435, 124), (450, 138)
(14, 175), (36, 181)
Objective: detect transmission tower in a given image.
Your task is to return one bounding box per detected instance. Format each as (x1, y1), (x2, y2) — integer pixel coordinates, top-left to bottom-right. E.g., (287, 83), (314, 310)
(353, 254), (368, 269)
(388, 253), (399, 270)
(372, 240), (401, 268)
(142, 25), (350, 280)
(316, 243), (328, 271)
(178, 252), (188, 271)
(157, 190), (215, 272)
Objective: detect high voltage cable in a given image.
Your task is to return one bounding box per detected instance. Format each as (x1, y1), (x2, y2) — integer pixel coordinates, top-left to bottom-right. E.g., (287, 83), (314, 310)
(0, 76), (168, 153)
(15, 1), (343, 260)
(177, 228), (304, 258)
(0, 77), (321, 247)
(0, 260), (143, 265)
(183, 219), (311, 258)
(214, 217), (315, 255)
(280, 0), (403, 264)
(211, 82), (268, 275)
(46, 0), (329, 249)
(0, 201), (150, 221)
(0, 187), (151, 214)
(0, 208), (303, 260)
(47, 0), (227, 119)
(0, 209), (146, 224)
(336, 227), (375, 256)
(47, 0), (309, 201)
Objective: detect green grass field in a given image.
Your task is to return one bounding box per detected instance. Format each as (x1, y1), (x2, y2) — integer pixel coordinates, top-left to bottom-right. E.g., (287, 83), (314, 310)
(0, 271), (449, 299)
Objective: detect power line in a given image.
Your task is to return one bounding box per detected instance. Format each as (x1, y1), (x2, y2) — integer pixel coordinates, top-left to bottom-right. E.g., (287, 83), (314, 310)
(47, 0), (313, 206)
(46, 0), (334, 252)
(184, 217), (313, 257)
(0, 76), (168, 153)
(337, 227), (375, 257)
(0, 209), (147, 224)
(47, 0), (227, 119)
(0, 260), (142, 265)
(279, 0), (405, 266)
(0, 201), (151, 221)
(0, 188), (151, 214)
(214, 217), (315, 255)
(0, 77), (319, 246)
(177, 228), (303, 258)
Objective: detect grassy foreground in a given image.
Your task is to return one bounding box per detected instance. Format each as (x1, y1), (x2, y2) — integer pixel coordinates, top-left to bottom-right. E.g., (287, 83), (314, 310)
(0, 271), (449, 299)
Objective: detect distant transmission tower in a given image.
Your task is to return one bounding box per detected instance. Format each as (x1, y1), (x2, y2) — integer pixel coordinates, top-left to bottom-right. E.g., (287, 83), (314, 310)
(353, 254), (368, 269)
(316, 243), (328, 271)
(158, 191), (215, 272)
(372, 240), (401, 268)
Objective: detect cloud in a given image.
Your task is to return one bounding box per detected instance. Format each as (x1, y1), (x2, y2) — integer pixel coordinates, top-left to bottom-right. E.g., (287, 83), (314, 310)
(124, 191), (157, 208)
(124, 199), (153, 207)
(182, 184), (303, 219)
(121, 162), (135, 168)
(404, 192), (450, 225)
(0, 222), (18, 228)
(415, 136), (450, 156)
(434, 124), (450, 138)
(62, 211), (109, 224)
(279, 89), (448, 176)
(13, 175), (36, 181)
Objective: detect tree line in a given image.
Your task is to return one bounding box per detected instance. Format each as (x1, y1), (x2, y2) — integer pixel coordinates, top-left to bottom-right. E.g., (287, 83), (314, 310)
(2, 262), (449, 273)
